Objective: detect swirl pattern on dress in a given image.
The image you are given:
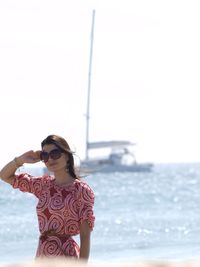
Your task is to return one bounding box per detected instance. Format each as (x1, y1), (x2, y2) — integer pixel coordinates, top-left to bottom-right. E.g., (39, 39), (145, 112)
(39, 236), (63, 257)
(48, 215), (64, 233)
(62, 238), (80, 257)
(37, 192), (49, 210)
(38, 213), (49, 233)
(12, 173), (95, 258)
(49, 193), (65, 211)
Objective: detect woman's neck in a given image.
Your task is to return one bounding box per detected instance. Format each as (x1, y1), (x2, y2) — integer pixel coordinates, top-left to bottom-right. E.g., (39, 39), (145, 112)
(53, 170), (74, 185)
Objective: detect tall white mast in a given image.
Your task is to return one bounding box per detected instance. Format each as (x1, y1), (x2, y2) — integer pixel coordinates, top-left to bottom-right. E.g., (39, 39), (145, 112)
(85, 9), (95, 160)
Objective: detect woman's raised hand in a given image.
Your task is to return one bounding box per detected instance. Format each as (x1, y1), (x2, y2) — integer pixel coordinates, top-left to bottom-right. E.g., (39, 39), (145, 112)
(17, 150), (41, 165)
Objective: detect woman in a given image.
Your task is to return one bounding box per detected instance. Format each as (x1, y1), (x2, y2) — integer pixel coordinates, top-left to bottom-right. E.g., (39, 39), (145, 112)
(0, 134), (95, 260)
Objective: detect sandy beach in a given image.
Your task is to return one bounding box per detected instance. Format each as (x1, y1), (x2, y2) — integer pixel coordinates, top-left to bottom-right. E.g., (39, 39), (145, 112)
(2, 259), (200, 267)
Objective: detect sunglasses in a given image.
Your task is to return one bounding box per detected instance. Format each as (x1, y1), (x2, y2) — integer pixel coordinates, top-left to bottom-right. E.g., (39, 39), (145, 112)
(40, 148), (64, 163)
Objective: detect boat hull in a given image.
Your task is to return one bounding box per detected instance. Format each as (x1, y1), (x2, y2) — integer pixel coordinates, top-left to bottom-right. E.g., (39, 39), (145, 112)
(80, 161), (153, 173)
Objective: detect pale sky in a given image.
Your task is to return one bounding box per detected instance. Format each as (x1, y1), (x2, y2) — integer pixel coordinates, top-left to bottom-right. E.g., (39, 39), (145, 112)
(0, 0), (200, 164)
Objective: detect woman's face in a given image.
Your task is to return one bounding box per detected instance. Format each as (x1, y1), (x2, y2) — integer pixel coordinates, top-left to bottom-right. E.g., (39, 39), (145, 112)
(41, 144), (68, 173)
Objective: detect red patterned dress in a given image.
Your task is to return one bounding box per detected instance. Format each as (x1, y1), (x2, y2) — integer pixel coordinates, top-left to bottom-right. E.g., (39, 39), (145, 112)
(11, 173), (95, 258)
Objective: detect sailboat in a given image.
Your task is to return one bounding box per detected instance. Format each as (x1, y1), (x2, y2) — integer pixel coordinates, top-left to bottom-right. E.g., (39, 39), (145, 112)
(80, 10), (153, 173)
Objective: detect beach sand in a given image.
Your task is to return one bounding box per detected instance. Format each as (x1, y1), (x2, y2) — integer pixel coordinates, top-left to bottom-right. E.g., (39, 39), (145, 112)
(2, 259), (200, 267)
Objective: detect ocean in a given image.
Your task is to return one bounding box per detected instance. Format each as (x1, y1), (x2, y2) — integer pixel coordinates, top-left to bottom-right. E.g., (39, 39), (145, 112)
(1, 163), (200, 264)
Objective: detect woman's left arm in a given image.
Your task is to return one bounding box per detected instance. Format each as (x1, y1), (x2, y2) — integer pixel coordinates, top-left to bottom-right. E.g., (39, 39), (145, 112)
(79, 220), (91, 261)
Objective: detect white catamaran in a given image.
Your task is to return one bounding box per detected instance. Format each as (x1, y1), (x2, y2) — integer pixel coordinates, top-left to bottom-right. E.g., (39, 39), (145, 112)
(80, 10), (153, 173)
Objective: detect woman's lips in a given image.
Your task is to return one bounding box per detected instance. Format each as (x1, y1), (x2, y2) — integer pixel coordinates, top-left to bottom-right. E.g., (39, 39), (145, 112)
(48, 162), (57, 167)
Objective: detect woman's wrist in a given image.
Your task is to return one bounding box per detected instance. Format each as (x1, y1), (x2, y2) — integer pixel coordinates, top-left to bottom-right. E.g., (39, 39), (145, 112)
(13, 157), (23, 168)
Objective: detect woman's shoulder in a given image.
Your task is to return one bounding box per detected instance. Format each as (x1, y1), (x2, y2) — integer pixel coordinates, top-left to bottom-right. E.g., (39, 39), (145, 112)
(12, 173), (54, 195)
(42, 174), (54, 181)
(74, 179), (92, 189)
(40, 174), (55, 186)
(19, 173), (54, 187)
(74, 179), (95, 196)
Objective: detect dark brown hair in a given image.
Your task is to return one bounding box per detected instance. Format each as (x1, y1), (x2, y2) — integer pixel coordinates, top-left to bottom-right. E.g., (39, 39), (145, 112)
(41, 134), (79, 179)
